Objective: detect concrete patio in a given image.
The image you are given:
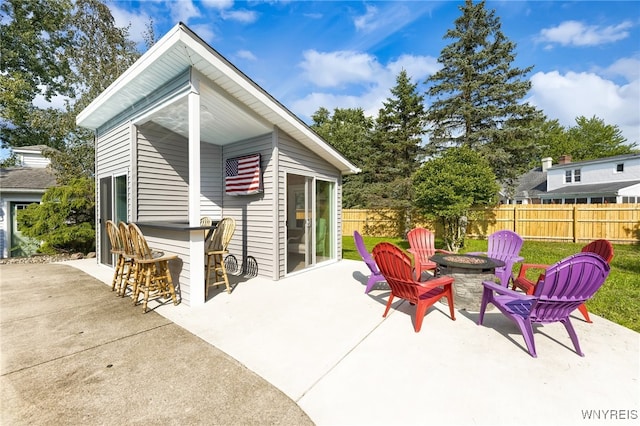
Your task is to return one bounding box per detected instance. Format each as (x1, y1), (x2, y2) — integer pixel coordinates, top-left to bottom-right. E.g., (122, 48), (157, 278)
(60, 257), (639, 425)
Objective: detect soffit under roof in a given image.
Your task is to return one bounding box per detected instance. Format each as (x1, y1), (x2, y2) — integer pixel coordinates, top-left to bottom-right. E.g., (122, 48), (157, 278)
(76, 23), (359, 175)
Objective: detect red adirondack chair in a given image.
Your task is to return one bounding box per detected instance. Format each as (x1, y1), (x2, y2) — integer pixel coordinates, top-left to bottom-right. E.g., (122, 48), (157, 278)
(407, 228), (452, 280)
(512, 239), (614, 323)
(372, 242), (455, 332)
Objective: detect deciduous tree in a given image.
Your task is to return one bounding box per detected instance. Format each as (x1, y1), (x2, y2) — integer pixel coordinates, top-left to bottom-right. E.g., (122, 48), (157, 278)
(413, 146), (499, 252)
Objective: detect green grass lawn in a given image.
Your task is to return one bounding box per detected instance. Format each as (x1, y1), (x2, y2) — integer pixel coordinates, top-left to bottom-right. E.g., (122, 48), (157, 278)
(342, 235), (640, 333)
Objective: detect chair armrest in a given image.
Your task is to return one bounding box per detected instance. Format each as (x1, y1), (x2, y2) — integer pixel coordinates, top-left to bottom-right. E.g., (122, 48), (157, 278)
(482, 280), (537, 300)
(516, 263), (549, 280)
(418, 276), (454, 291)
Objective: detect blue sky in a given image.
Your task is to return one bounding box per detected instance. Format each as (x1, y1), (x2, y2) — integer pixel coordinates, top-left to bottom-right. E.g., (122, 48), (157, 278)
(99, 1), (640, 146)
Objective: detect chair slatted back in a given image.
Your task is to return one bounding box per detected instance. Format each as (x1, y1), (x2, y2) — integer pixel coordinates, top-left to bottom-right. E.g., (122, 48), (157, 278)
(407, 228), (437, 257)
(581, 239), (614, 263)
(531, 253), (610, 322)
(207, 217), (236, 252)
(106, 220), (124, 252)
(373, 242), (421, 301)
(353, 231), (380, 275)
(486, 230), (523, 262)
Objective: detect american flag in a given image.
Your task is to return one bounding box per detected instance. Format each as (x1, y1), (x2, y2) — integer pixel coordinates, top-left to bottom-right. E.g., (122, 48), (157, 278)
(225, 154), (262, 196)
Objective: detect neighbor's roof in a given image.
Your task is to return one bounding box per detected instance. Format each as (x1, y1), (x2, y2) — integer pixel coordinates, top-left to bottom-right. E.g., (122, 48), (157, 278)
(542, 180), (640, 196)
(548, 153), (640, 170)
(76, 22), (360, 175)
(0, 167), (57, 193)
(511, 167), (547, 198)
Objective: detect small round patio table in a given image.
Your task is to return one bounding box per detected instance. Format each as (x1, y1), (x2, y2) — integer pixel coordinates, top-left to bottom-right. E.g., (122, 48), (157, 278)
(429, 254), (505, 311)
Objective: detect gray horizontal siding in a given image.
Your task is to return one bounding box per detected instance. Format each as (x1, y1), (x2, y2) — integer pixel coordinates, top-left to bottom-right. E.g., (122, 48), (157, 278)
(201, 141), (223, 219)
(136, 122), (189, 221)
(221, 133), (275, 278)
(95, 123), (132, 263)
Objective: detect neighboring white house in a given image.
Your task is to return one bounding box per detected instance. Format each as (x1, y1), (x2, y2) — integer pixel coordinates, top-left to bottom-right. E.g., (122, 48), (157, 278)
(0, 145), (57, 258)
(541, 154), (640, 204)
(76, 23), (360, 308)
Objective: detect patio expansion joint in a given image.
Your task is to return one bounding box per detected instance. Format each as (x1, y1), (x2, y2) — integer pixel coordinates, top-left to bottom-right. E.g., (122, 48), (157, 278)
(1, 323), (173, 377)
(293, 300), (403, 403)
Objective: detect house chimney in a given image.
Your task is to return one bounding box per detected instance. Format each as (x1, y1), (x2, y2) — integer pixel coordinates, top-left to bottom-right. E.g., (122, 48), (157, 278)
(541, 157), (552, 172)
(558, 155), (572, 164)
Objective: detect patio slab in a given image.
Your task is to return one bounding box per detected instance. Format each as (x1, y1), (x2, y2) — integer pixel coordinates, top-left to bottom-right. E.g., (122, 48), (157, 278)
(40, 259), (640, 425)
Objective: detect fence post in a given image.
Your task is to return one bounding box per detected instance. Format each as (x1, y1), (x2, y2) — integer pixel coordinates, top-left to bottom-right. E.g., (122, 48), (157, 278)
(573, 205), (578, 243)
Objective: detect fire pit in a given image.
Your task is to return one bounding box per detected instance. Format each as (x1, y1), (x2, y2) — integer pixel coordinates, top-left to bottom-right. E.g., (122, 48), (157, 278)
(429, 254), (505, 311)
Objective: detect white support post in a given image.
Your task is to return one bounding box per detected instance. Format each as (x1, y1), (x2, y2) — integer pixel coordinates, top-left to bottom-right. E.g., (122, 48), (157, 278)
(188, 73), (205, 306)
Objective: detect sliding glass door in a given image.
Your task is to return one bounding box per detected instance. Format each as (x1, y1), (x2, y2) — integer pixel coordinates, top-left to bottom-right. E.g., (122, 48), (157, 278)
(286, 173), (335, 273)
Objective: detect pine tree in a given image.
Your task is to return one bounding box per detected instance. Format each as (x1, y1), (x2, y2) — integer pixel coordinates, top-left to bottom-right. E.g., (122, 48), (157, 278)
(425, 0), (544, 186)
(365, 70), (427, 235)
(311, 107), (374, 208)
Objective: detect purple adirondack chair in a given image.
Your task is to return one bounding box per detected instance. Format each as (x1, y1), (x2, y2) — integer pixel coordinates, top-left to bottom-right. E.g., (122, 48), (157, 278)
(477, 252), (610, 357)
(353, 231), (386, 293)
(467, 230), (524, 286)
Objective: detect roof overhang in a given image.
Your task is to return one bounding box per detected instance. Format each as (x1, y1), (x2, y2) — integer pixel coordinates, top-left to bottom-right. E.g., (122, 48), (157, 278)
(541, 180), (640, 197)
(76, 23), (360, 175)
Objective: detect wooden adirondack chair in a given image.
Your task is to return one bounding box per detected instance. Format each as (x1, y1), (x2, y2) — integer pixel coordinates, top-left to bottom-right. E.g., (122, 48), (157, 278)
(479, 252), (610, 357)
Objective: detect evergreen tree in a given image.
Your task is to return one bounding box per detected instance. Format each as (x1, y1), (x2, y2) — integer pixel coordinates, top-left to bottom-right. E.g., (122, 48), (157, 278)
(363, 70), (426, 235)
(311, 107), (374, 208)
(425, 0), (543, 185)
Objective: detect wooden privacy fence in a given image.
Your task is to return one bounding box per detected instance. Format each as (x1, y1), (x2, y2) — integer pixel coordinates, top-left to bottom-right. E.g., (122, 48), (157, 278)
(342, 204), (640, 244)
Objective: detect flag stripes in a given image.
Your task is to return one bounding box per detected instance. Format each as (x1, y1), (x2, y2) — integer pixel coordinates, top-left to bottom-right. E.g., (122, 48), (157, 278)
(225, 154), (262, 196)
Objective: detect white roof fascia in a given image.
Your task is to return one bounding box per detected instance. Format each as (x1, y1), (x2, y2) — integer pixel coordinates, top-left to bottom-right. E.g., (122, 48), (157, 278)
(76, 24), (183, 128)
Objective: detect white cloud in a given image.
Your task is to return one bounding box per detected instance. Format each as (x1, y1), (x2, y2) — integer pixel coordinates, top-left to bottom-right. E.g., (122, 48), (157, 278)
(354, 5), (379, 32)
(221, 9), (258, 23)
(109, 4), (152, 44)
(528, 70), (640, 145)
(201, 0), (234, 10)
(169, 0), (201, 24)
(299, 50), (383, 87)
(236, 50), (257, 61)
(32, 91), (70, 110)
(190, 23), (216, 43)
(293, 51), (437, 120)
(538, 20), (633, 47)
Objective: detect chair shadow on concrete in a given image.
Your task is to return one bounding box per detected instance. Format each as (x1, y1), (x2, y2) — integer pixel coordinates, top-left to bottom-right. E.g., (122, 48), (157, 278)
(352, 270), (389, 292)
(458, 309), (582, 356)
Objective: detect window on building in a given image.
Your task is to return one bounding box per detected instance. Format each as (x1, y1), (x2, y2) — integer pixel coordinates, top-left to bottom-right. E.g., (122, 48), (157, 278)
(590, 197), (603, 204)
(565, 198), (575, 204)
(616, 163), (624, 173)
(565, 170), (572, 183)
(574, 169), (581, 182)
(622, 196), (638, 203)
(604, 197), (617, 204)
(576, 198), (588, 204)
